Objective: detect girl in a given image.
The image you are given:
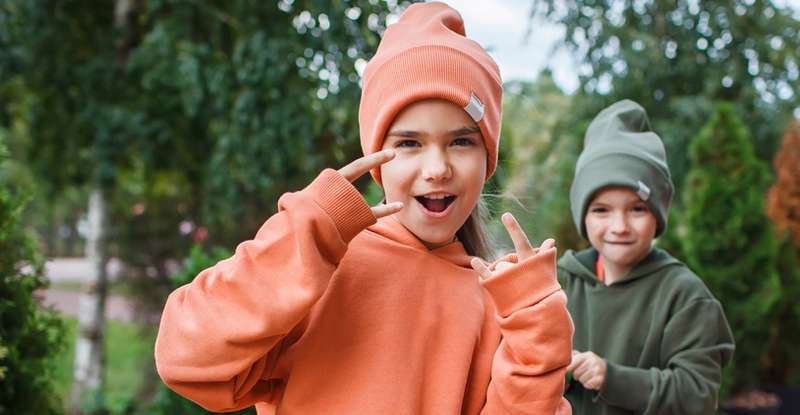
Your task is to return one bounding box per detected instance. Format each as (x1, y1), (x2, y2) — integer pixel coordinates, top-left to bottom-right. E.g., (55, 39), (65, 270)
(155, 3), (572, 414)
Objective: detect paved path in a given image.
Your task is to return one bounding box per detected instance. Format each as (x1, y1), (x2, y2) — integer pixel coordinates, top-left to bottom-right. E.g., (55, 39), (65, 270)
(41, 257), (158, 324)
(39, 289), (144, 323)
(44, 257), (124, 283)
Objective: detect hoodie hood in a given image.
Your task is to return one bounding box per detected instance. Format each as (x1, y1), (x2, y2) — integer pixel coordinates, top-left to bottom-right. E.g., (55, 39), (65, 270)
(366, 216), (474, 268)
(558, 247), (682, 285)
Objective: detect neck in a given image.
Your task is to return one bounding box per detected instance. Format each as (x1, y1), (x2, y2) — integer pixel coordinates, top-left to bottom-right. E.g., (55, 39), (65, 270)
(602, 260), (632, 285)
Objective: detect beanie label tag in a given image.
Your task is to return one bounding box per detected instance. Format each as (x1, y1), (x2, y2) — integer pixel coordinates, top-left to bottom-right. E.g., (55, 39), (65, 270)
(637, 180), (651, 201)
(464, 93), (485, 122)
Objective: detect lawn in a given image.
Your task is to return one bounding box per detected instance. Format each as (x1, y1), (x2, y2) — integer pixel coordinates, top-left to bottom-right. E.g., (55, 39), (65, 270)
(54, 317), (158, 414)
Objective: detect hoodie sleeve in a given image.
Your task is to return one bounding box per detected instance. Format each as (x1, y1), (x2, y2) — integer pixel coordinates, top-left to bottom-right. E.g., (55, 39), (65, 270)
(598, 298), (734, 414)
(154, 169), (375, 412)
(479, 248), (574, 415)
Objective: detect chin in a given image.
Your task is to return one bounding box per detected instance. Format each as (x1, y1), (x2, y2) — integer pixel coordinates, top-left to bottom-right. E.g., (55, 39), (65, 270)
(413, 227), (458, 248)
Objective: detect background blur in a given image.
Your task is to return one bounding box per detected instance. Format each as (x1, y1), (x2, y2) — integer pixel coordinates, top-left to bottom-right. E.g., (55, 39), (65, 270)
(1, 1), (799, 414)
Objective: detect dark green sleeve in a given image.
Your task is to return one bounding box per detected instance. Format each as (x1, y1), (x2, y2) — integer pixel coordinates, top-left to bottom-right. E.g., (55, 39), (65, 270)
(599, 299), (734, 414)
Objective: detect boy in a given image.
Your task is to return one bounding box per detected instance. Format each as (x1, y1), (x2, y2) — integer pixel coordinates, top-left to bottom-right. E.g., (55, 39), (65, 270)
(558, 99), (734, 414)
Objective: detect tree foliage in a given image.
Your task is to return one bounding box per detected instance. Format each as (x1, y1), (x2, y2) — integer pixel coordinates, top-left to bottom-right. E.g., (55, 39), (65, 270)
(0, 139), (66, 414)
(531, 0), (800, 193)
(763, 120), (800, 386)
(1, 0), (408, 245)
(767, 120), (800, 245)
(499, 73), (585, 251)
(681, 102), (778, 393)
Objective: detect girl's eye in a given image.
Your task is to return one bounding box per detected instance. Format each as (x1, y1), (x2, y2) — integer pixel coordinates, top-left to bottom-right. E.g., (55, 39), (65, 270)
(396, 139), (420, 148)
(589, 207), (608, 214)
(452, 137), (474, 146)
(632, 204), (650, 213)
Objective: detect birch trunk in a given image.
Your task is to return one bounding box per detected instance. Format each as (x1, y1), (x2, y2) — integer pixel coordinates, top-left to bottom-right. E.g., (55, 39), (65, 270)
(69, 188), (109, 413)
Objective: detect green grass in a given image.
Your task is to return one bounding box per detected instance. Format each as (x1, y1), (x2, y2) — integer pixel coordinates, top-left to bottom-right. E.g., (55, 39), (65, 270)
(54, 317), (158, 414)
(49, 280), (136, 297)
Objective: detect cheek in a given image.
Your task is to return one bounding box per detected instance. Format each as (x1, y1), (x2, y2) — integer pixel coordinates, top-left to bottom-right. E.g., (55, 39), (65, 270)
(457, 153), (487, 191)
(584, 217), (605, 243)
(634, 216), (658, 239)
(380, 157), (416, 200)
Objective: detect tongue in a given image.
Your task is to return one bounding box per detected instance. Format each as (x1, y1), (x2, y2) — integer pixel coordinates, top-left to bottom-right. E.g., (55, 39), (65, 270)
(425, 198), (447, 213)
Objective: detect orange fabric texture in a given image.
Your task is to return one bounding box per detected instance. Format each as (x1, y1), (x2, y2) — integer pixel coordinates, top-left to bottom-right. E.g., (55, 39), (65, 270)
(155, 169), (573, 414)
(359, 2), (503, 183)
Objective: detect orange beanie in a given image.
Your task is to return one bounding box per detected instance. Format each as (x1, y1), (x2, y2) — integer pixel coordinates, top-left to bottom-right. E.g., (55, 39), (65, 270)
(359, 1), (503, 184)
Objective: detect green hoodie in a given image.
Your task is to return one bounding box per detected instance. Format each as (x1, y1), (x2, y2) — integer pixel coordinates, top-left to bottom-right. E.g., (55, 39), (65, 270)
(558, 247), (734, 415)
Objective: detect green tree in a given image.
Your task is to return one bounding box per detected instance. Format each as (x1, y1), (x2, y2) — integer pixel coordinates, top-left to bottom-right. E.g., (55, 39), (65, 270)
(0, 139), (67, 414)
(531, 0), (800, 194)
(499, 73), (584, 251)
(681, 102), (778, 395)
(1, 0), (408, 411)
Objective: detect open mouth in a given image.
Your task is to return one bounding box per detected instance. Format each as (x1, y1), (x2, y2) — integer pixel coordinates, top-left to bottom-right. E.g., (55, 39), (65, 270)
(415, 195), (457, 214)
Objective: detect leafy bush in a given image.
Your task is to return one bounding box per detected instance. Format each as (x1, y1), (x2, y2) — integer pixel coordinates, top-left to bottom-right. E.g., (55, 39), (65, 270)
(0, 140), (67, 413)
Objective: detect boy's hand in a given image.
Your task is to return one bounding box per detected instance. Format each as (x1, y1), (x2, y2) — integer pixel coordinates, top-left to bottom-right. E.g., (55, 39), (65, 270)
(337, 150), (403, 219)
(567, 350), (607, 391)
(470, 212), (556, 280)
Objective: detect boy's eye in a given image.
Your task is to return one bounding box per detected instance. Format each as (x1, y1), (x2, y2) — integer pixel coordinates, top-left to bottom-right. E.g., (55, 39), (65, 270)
(452, 137), (474, 146)
(396, 139), (420, 148)
(589, 206), (608, 214)
(632, 204), (650, 213)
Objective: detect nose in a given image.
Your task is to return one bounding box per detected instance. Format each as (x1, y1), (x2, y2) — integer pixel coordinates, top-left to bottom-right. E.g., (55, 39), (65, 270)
(421, 147), (452, 182)
(609, 212), (629, 234)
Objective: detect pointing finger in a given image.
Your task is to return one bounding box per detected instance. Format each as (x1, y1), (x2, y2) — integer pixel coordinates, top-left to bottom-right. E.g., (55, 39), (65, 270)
(501, 213), (534, 259)
(337, 150), (395, 182)
(371, 202), (403, 219)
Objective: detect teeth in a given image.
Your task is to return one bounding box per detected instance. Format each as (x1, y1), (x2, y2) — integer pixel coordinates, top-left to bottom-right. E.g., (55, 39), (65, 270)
(422, 193), (452, 199)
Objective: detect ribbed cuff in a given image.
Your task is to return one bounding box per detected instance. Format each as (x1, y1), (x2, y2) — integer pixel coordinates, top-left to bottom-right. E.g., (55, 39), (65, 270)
(305, 169), (376, 243)
(599, 362), (652, 411)
(480, 248), (560, 317)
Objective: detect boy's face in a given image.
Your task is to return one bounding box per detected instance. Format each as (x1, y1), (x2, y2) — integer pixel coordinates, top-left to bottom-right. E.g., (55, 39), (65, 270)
(585, 187), (657, 270)
(380, 99), (487, 249)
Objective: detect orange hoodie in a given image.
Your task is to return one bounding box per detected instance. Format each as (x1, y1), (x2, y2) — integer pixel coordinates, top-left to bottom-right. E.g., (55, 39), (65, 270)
(155, 169), (573, 414)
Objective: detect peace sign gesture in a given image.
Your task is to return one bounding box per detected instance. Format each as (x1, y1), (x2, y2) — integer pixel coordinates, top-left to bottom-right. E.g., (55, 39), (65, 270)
(337, 149), (404, 219)
(471, 212), (556, 280)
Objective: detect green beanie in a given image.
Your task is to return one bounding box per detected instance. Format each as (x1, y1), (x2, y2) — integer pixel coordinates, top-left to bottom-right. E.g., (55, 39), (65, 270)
(570, 99), (674, 239)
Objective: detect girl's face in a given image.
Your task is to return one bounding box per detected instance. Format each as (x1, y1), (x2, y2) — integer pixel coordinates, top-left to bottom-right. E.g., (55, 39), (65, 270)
(380, 99), (487, 250)
(585, 187), (657, 271)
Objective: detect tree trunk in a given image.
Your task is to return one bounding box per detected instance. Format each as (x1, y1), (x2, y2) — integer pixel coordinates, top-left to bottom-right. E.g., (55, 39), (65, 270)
(69, 188), (109, 413)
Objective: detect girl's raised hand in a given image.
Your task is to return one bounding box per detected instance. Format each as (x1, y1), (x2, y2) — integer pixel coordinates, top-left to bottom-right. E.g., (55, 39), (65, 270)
(470, 212), (556, 280)
(337, 149), (403, 219)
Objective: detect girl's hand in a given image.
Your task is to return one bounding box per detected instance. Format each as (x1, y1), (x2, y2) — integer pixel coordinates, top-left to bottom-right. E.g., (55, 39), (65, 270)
(567, 350), (607, 391)
(337, 150), (403, 219)
(470, 212), (556, 280)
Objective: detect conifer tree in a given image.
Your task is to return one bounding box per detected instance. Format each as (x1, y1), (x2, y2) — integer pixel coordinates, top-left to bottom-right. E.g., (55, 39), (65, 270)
(682, 102), (778, 393)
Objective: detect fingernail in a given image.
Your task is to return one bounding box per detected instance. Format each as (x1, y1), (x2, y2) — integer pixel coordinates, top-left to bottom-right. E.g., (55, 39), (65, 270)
(501, 212), (512, 223)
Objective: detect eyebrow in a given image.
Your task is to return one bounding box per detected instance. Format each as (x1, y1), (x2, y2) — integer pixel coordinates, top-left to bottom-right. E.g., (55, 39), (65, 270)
(450, 126), (481, 136)
(386, 126), (481, 138)
(386, 130), (420, 138)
